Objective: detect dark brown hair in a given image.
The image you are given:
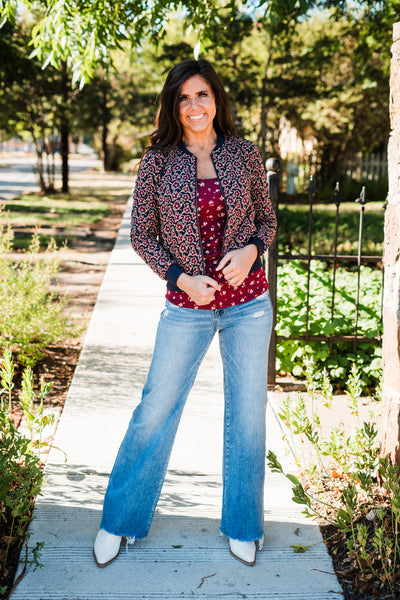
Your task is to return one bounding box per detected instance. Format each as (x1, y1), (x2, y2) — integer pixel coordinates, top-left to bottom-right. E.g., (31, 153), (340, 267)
(149, 59), (236, 150)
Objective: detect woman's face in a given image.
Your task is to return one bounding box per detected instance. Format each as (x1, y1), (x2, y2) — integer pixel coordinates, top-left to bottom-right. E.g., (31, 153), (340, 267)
(178, 75), (217, 138)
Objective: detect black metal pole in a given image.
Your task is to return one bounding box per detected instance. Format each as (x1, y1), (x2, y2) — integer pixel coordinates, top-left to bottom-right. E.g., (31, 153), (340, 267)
(354, 186), (368, 354)
(266, 157), (280, 388)
(330, 182), (342, 356)
(305, 176), (317, 342)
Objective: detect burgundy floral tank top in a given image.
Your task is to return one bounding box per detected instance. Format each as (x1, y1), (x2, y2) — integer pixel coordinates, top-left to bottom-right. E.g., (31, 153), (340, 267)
(166, 177), (268, 310)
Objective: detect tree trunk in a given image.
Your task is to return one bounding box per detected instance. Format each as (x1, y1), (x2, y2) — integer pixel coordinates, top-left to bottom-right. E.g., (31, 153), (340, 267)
(259, 76), (268, 164)
(60, 62), (69, 193)
(33, 137), (46, 192)
(379, 22), (400, 464)
(258, 37), (273, 164)
(102, 78), (110, 171)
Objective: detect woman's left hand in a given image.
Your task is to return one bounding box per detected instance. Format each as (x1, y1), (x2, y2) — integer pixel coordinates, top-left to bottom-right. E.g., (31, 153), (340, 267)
(216, 244), (258, 287)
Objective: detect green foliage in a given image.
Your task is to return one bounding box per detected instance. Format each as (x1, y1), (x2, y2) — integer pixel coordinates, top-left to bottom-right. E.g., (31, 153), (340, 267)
(17, 364), (67, 463)
(0, 0), (235, 87)
(291, 6), (390, 180)
(0, 348), (14, 413)
(0, 0), (318, 86)
(0, 20), (61, 132)
(276, 260), (382, 389)
(0, 215), (82, 366)
(267, 363), (400, 597)
(19, 368), (53, 460)
(278, 202), (385, 257)
(0, 1), (393, 185)
(0, 349), (56, 596)
(75, 44), (165, 164)
(0, 409), (44, 593)
(315, 178), (388, 206)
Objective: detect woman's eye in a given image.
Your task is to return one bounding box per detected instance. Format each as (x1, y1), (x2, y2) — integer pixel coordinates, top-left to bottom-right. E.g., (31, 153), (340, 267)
(179, 96), (188, 102)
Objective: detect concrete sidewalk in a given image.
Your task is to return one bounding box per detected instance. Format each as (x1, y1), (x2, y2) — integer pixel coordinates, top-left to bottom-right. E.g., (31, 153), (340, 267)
(11, 200), (343, 600)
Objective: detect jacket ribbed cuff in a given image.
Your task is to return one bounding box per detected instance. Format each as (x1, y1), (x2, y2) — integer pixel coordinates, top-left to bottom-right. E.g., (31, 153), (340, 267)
(165, 263), (185, 287)
(248, 236), (265, 256)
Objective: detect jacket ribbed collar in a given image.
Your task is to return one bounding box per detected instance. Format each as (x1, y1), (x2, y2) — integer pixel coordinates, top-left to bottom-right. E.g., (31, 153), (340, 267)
(177, 133), (226, 156)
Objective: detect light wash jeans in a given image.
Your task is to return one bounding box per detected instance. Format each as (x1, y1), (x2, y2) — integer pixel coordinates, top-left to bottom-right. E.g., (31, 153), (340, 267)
(100, 291), (273, 542)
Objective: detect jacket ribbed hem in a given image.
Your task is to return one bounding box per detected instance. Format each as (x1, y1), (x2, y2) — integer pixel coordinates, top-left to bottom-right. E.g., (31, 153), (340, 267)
(165, 256), (263, 293)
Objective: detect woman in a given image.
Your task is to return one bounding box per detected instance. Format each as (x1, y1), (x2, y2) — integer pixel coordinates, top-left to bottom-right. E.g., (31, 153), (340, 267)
(94, 58), (277, 568)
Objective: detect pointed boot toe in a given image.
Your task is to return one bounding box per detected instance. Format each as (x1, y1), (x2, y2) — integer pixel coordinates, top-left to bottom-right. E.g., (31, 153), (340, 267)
(229, 538), (256, 566)
(93, 529), (122, 567)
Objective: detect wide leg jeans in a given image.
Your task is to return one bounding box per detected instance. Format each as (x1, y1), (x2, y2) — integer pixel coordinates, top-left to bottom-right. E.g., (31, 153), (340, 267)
(100, 291), (273, 542)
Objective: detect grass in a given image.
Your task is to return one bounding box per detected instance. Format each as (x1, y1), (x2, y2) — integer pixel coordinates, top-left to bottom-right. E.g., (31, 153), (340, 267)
(2, 189), (123, 249)
(278, 201), (385, 257)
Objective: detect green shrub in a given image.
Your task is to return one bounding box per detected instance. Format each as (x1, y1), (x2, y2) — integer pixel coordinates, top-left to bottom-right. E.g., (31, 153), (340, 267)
(316, 177), (388, 205)
(0, 216), (81, 366)
(276, 261), (382, 389)
(267, 362), (399, 599)
(0, 410), (44, 596)
(278, 204), (384, 257)
(0, 349), (61, 597)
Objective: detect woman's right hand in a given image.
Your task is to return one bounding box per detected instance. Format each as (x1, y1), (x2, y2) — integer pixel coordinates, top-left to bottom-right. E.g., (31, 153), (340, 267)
(176, 273), (221, 306)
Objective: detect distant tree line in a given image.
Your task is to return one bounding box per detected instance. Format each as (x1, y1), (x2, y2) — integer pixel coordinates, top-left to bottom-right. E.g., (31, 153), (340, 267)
(0, 0), (395, 191)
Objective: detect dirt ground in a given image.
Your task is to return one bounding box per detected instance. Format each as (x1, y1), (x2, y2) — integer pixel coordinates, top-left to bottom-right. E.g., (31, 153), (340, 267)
(20, 170), (134, 413)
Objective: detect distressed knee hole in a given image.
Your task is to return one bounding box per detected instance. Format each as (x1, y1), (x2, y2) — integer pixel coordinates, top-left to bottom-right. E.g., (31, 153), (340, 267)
(253, 310), (264, 318)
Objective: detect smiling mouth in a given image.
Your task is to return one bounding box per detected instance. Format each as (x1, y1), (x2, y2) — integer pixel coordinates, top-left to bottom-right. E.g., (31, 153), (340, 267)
(188, 114), (206, 121)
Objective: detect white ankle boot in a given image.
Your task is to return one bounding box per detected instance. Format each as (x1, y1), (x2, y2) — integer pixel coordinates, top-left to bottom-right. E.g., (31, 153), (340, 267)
(229, 535), (264, 566)
(93, 529), (122, 567)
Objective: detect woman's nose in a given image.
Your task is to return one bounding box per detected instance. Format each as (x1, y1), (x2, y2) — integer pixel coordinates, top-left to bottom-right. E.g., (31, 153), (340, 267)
(189, 97), (200, 108)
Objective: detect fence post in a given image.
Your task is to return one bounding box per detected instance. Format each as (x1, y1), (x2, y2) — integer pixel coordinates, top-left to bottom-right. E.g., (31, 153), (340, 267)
(266, 158), (280, 388)
(330, 182), (342, 356)
(354, 186), (369, 353)
(305, 176), (317, 342)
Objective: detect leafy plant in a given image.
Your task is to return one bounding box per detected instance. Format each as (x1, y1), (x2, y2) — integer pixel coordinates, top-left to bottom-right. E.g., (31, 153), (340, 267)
(0, 408), (44, 596)
(267, 361), (400, 598)
(18, 364), (66, 463)
(0, 348), (64, 596)
(0, 348), (14, 413)
(0, 214), (82, 366)
(276, 260), (382, 389)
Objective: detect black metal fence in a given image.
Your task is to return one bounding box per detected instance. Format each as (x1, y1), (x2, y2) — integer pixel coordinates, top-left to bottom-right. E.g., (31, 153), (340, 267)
(266, 160), (385, 387)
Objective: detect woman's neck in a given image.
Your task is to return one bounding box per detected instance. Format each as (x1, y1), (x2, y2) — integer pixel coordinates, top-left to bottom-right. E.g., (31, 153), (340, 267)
(182, 129), (218, 154)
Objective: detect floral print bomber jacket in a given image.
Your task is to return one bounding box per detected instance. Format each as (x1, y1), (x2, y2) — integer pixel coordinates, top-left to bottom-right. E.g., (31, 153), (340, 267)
(130, 134), (277, 292)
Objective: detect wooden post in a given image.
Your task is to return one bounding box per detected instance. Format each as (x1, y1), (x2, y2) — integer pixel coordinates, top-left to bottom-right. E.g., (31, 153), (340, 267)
(380, 22), (400, 464)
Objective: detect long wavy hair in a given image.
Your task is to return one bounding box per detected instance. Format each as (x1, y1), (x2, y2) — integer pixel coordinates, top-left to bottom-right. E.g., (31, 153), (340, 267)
(149, 59), (237, 150)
